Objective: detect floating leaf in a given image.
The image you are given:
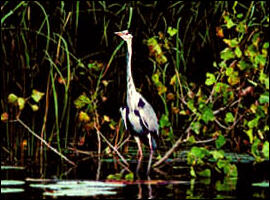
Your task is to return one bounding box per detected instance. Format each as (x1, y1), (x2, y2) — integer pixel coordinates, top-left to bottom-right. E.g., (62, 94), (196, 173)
(8, 93), (18, 104)
(224, 15), (235, 29)
(31, 89), (45, 103)
(223, 38), (239, 48)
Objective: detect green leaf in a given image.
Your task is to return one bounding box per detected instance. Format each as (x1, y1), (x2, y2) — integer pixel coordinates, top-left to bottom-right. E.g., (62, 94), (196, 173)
(31, 104), (39, 112)
(197, 169), (211, 177)
(8, 93), (18, 104)
(255, 54), (266, 66)
(221, 48), (235, 61)
(224, 15), (235, 29)
(262, 141), (269, 160)
(223, 38), (239, 48)
(190, 167), (196, 177)
(237, 60), (250, 71)
(252, 181), (269, 187)
(244, 129), (253, 144)
(259, 92), (269, 104)
(125, 172), (134, 181)
(31, 89), (45, 103)
(159, 114), (171, 128)
(215, 135), (226, 149)
(251, 138), (261, 157)
(17, 97), (25, 110)
(205, 73), (216, 86)
(201, 107), (215, 124)
(263, 42), (269, 49)
(167, 26), (178, 37)
(74, 94), (91, 109)
(191, 121), (201, 134)
(236, 13), (243, 18)
(211, 150), (225, 160)
(225, 112), (234, 124)
(234, 47), (242, 58)
(223, 164), (238, 177)
(248, 116), (260, 129)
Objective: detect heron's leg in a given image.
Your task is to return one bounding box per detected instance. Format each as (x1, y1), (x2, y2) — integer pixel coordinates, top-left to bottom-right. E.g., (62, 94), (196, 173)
(134, 136), (143, 158)
(147, 134), (154, 175)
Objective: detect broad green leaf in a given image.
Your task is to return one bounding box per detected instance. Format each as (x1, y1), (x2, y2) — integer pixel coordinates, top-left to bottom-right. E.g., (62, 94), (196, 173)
(167, 26), (178, 37)
(205, 73), (216, 86)
(159, 114), (171, 128)
(197, 168), (211, 177)
(248, 116), (260, 129)
(125, 172), (134, 181)
(259, 92), (269, 104)
(237, 60), (250, 71)
(223, 163), (238, 177)
(221, 48), (235, 61)
(234, 47), (242, 58)
(211, 150), (225, 160)
(251, 138), (261, 157)
(263, 42), (269, 49)
(224, 15), (235, 29)
(223, 38), (239, 48)
(74, 94), (91, 109)
(201, 107), (215, 124)
(244, 129), (253, 144)
(262, 141), (269, 160)
(191, 121), (201, 134)
(225, 112), (234, 124)
(255, 54), (266, 66)
(190, 167), (196, 177)
(215, 135), (226, 149)
(8, 93), (18, 104)
(31, 89), (45, 103)
(17, 97), (25, 110)
(217, 159), (227, 169)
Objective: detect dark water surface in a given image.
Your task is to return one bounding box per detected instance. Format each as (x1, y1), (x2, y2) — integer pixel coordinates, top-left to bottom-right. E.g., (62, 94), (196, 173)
(1, 151), (269, 199)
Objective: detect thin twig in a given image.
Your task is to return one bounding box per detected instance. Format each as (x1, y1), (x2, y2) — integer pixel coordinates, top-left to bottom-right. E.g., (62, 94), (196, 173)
(16, 118), (76, 166)
(94, 125), (129, 167)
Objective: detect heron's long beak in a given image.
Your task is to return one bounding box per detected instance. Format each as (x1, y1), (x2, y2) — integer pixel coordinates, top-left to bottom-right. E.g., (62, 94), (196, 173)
(114, 30), (129, 37)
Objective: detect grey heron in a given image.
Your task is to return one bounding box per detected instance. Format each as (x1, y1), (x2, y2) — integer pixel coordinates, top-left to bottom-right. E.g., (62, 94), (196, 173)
(115, 30), (159, 158)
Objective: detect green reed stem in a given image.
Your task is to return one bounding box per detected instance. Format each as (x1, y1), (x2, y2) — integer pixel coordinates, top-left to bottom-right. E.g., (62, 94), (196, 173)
(1, 1), (26, 25)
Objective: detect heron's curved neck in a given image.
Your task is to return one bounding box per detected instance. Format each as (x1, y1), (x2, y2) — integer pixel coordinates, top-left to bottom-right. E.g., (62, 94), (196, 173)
(126, 39), (136, 95)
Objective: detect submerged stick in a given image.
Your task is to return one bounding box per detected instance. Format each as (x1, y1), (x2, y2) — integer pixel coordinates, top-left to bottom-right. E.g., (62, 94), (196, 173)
(17, 118), (76, 166)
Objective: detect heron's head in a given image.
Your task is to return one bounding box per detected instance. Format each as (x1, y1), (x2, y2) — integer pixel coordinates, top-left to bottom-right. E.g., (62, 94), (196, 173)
(114, 30), (133, 42)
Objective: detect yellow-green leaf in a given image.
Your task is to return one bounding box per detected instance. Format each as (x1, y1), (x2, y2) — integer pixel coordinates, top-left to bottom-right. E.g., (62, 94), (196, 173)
(8, 93), (18, 104)
(17, 97), (25, 110)
(31, 89), (45, 103)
